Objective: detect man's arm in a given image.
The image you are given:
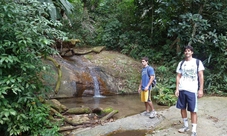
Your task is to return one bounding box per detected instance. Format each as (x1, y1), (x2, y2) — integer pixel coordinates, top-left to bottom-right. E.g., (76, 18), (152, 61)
(138, 80), (142, 93)
(145, 75), (154, 90)
(175, 73), (181, 97)
(198, 70), (204, 98)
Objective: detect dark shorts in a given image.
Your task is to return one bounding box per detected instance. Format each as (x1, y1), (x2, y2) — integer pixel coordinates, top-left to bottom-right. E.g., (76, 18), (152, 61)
(176, 90), (198, 112)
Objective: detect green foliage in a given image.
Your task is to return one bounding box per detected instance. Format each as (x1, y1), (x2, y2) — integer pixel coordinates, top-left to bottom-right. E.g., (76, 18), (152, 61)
(152, 64), (177, 106)
(62, 0), (227, 96)
(153, 84), (177, 106)
(0, 0), (65, 135)
(38, 0), (74, 21)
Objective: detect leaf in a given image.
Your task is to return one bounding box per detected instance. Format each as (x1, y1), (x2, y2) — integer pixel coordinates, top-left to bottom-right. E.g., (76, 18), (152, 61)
(59, 0), (74, 14)
(9, 110), (16, 116)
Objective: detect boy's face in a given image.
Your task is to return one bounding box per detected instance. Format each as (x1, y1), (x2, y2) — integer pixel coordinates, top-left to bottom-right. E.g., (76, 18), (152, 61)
(141, 60), (148, 67)
(184, 49), (193, 58)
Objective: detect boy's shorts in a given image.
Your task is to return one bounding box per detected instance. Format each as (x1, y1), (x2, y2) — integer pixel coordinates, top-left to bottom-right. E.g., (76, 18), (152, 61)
(176, 90), (198, 112)
(141, 90), (152, 102)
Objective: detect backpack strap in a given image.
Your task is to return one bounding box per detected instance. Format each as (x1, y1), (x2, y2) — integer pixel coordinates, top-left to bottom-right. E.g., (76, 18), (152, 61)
(196, 59), (199, 73)
(147, 66), (155, 76)
(196, 59), (200, 90)
(180, 59), (199, 71)
(179, 60), (185, 70)
(147, 66), (156, 87)
(147, 66), (150, 77)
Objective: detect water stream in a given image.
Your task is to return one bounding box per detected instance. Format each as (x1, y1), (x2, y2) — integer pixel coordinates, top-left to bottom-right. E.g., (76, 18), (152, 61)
(58, 94), (169, 119)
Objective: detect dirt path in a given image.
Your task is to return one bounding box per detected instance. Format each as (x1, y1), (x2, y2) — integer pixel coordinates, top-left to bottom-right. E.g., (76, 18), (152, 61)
(153, 96), (227, 136)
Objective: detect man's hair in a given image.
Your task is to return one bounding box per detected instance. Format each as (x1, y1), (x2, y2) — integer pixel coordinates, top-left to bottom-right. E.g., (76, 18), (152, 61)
(184, 45), (194, 52)
(141, 57), (149, 62)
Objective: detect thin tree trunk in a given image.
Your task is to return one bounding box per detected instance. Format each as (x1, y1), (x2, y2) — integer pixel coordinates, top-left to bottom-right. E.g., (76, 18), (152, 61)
(188, 2), (205, 46)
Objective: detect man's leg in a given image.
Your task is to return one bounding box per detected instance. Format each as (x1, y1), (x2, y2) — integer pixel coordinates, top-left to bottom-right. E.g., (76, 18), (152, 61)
(191, 112), (197, 134)
(178, 109), (189, 132)
(181, 109), (187, 118)
(182, 109), (189, 126)
(147, 89), (154, 111)
(147, 101), (154, 111)
(145, 102), (149, 112)
(148, 101), (157, 118)
(188, 92), (198, 136)
(177, 91), (189, 133)
(191, 112), (197, 123)
(140, 91), (149, 116)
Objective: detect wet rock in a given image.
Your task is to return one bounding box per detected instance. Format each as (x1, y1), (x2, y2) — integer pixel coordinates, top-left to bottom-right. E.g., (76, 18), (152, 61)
(47, 49), (141, 98)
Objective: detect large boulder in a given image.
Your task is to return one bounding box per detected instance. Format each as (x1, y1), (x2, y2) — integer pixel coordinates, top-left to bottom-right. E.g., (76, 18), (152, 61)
(46, 47), (141, 98)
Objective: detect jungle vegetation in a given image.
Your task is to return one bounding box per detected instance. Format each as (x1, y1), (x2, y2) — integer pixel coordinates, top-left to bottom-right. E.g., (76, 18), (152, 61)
(0, 0), (227, 135)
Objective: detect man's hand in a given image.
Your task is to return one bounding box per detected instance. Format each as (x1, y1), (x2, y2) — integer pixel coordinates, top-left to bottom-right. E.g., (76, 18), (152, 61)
(138, 88), (141, 94)
(175, 90), (179, 97)
(145, 86), (149, 91)
(198, 90), (203, 98)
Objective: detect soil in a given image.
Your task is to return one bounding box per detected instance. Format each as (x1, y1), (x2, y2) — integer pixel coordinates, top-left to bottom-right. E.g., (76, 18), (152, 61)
(70, 96), (227, 136)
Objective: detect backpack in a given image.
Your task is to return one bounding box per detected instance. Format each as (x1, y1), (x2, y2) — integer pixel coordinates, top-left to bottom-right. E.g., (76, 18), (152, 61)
(147, 66), (157, 87)
(179, 59), (200, 90)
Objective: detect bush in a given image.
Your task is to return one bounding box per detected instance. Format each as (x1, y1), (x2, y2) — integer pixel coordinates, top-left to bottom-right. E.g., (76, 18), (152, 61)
(0, 0), (65, 135)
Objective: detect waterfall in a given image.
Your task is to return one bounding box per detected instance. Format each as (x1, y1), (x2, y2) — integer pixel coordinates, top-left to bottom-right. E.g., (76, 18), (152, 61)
(89, 67), (105, 98)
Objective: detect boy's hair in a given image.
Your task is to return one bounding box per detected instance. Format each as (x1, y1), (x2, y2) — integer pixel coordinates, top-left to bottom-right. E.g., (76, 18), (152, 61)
(184, 45), (194, 52)
(141, 57), (149, 62)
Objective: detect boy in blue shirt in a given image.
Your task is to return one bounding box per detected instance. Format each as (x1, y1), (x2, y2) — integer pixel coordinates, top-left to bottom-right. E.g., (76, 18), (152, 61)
(138, 57), (156, 118)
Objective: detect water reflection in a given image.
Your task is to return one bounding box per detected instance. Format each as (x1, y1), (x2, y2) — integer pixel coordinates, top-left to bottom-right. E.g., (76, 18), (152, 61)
(93, 97), (101, 109)
(58, 94), (169, 119)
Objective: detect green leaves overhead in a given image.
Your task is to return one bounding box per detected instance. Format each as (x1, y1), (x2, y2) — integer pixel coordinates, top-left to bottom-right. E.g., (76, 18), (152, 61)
(38, 0), (74, 21)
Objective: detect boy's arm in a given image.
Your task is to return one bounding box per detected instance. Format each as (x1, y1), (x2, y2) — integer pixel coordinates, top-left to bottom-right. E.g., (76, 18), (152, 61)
(138, 80), (142, 93)
(146, 75), (154, 89)
(175, 73), (181, 97)
(198, 70), (204, 98)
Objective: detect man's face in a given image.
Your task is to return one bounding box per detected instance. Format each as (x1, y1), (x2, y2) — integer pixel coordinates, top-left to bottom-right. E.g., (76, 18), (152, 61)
(184, 49), (193, 58)
(141, 60), (148, 67)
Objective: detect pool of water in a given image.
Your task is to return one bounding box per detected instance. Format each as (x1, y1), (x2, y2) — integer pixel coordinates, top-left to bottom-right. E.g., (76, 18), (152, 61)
(106, 129), (153, 136)
(58, 94), (169, 119)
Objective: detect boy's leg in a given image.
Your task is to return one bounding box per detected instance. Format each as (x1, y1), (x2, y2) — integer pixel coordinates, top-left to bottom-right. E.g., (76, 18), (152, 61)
(147, 101), (154, 111)
(177, 91), (189, 133)
(147, 89), (154, 111)
(147, 89), (157, 118)
(181, 109), (187, 118)
(191, 112), (197, 133)
(140, 91), (150, 116)
(191, 112), (197, 124)
(140, 90), (146, 102)
(144, 90), (149, 112)
(187, 91), (198, 135)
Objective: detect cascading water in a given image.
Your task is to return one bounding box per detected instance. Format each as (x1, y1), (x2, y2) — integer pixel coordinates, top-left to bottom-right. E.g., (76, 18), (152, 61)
(89, 67), (106, 98)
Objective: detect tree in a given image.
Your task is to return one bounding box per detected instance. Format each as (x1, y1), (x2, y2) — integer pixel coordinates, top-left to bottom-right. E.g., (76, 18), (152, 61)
(0, 0), (66, 135)
(71, 0), (227, 94)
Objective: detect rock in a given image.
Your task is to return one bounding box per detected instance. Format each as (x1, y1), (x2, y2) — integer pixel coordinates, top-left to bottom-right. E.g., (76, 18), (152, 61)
(46, 99), (68, 113)
(47, 50), (141, 98)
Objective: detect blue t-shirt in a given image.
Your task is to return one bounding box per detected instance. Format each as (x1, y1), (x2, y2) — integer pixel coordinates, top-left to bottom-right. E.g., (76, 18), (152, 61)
(141, 66), (155, 90)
